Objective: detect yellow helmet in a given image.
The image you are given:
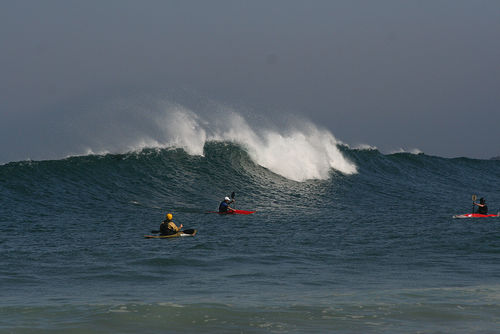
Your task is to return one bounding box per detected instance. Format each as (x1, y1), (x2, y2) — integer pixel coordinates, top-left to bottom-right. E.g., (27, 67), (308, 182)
(166, 213), (173, 220)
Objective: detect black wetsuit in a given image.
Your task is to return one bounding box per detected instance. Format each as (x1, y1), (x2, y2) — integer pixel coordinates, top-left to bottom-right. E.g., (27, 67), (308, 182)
(160, 220), (176, 235)
(477, 205), (488, 215)
(219, 201), (229, 213)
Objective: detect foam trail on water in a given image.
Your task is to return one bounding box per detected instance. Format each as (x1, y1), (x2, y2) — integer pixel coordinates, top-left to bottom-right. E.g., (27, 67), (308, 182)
(354, 144), (378, 151)
(390, 148), (423, 155)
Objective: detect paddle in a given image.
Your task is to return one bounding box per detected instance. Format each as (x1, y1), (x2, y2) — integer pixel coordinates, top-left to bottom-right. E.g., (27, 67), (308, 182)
(231, 191), (236, 209)
(472, 194), (477, 214)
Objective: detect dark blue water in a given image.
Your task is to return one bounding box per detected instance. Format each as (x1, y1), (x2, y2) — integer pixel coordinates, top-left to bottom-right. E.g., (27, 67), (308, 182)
(2, 144), (500, 333)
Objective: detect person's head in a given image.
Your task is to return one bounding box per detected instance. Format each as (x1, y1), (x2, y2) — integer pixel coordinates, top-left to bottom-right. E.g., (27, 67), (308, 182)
(480, 198), (485, 204)
(166, 213), (173, 221)
(224, 196), (230, 202)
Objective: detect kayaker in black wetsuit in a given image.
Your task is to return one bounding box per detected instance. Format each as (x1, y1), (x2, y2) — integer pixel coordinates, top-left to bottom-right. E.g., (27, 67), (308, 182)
(474, 198), (488, 214)
(159, 213), (183, 235)
(218, 196), (235, 213)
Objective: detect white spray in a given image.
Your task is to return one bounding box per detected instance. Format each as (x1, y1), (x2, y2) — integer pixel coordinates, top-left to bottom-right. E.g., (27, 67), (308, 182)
(25, 97), (358, 182)
(143, 105), (357, 182)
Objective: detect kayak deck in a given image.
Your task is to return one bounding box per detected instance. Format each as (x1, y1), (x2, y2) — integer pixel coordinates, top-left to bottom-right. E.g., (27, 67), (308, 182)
(144, 229), (197, 238)
(453, 213), (500, 219)
(207, 209), (256, 215)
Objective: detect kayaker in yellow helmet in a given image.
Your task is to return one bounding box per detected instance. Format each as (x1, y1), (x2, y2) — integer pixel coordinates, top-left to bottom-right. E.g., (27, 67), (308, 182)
(160, 213), (183, 235)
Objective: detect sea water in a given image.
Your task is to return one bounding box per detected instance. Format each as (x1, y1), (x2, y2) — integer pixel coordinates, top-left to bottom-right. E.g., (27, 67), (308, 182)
(2, 111), (500, 333)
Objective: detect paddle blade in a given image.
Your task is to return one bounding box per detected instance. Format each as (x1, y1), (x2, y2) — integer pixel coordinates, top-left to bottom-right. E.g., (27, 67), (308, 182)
(231, 192), (235, 199)
(472, 194), (477, 202)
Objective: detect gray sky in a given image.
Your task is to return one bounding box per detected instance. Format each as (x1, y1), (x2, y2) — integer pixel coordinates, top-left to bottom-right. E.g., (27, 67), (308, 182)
(1, 0), (500, 162)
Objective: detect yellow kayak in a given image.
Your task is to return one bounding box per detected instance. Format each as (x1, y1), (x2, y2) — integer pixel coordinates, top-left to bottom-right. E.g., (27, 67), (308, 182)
(144, 229), (197, 239)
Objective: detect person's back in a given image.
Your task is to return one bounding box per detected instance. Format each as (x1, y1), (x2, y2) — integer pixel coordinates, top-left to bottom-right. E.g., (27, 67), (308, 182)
(477, 198), (488, 214)
(160, 213), (182, 235)
(478, 204), (488, 214)
(219, 196), (234, 212)
(159, 220), (170, 235)
(219, 200), (229, 213)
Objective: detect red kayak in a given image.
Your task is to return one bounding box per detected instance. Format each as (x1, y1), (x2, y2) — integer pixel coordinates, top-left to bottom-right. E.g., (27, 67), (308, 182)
(453, 213), (499, 219)
(207, 209), (256, 215)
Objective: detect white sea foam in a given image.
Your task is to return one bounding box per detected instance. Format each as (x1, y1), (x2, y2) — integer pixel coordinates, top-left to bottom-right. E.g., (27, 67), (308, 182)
(19, 97), (357, 181)
(142, 106), (357, 181)
(153, 106), (207, 156)
(390, 148), (423, 155)
(353, 144), (378, 151)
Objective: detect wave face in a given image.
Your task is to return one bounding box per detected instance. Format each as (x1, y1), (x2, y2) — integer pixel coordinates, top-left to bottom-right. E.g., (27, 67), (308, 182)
(1, 142), (352, 223)
(2, 145), (499, 224)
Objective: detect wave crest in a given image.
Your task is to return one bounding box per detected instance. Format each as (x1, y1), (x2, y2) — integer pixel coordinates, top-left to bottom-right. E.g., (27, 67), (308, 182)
(152, 108), (357, 181)
(6, 97), (357, 181)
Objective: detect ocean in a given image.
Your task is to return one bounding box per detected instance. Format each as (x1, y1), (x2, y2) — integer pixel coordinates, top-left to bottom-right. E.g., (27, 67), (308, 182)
(2, 126), (500, 333)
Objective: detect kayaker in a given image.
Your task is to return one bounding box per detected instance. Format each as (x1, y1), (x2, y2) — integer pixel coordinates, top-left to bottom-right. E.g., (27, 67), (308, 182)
(159, 213), (183, 235)
(218, 196), (235, 213)
(474, 198), (488, 214)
